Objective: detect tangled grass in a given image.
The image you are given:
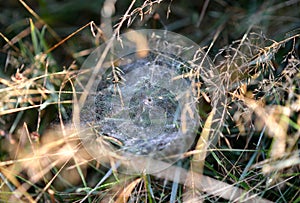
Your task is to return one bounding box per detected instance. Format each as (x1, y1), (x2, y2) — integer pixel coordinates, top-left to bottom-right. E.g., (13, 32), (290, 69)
(0, 0), (299, 202)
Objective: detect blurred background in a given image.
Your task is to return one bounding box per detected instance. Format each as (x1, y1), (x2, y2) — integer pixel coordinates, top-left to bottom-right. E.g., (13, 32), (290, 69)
(1, 0), (299, 60)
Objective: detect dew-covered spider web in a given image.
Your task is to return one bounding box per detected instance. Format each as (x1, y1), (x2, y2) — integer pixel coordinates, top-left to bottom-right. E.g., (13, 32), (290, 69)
(74, 29), (225, 174)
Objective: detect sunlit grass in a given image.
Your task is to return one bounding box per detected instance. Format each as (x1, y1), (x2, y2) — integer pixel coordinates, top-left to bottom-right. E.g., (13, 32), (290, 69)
(0, 0), (299, 202)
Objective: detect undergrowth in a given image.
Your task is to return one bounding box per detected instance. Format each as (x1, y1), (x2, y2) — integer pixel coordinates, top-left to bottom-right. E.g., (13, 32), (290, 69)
(0, 0), (299, 202)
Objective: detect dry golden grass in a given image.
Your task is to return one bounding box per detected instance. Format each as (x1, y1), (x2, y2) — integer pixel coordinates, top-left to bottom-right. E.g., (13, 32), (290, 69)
(0, 0), (299, 202)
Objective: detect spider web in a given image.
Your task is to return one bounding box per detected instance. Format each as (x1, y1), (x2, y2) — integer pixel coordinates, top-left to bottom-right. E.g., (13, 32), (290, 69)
(75, 29), (225, 174)
(93, 52), (198, 156)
